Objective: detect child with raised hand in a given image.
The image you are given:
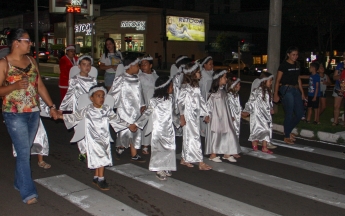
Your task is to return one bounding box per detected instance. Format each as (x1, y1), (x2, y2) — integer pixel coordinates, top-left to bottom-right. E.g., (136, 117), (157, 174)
(243, 72), (274, 154)
(138, 55), (159, 155)
(108, 56), (146, 162)
(205, 70), (241, 163)
(59, 55), (97, 160)
(136, 76), (180, 180)
(306, 62), (321, 124)
(58, 85), (137, 190)
(198, 56), (214, 137)
(178, 62), (212, 170)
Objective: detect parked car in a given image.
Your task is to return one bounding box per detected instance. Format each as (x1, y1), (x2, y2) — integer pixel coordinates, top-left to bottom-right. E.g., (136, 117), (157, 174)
(213, 61), (231, 73)
(30, 47), (50, 63)
(223, 59), (249, 74)
(249, 64), (267, 76)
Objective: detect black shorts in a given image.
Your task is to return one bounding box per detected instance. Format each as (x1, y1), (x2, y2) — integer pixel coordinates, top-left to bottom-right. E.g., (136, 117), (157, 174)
(320, 91), (327, 98)
(307, 96), (320, 108)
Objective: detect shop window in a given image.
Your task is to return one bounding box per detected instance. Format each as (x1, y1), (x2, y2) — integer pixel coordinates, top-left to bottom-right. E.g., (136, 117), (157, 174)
(253, 57), (261, 64)
(75, 36), (84, 47)
(262, 55), (267, 64)
(125, 34), (144, 52)
(109, 34), (122, 51)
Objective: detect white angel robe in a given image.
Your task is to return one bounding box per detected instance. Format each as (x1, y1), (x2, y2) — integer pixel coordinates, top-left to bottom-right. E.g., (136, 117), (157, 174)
(63, 104), (128, 169)
(199, 69), (213, 136)
(59, 74), (97, 112)
(178, 84), (209, 163)
(108, 72), (145, 149)
(227, 93), (242, 138)
(136, 96), (180, 171)
(243, 87), (273, 142)
(205, 89), (241, 155)
(172, 72), (184, 136)
(138, 70), (159, 146)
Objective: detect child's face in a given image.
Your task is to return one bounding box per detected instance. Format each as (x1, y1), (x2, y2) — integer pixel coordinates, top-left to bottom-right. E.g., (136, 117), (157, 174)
(204, 60), (213, 71)
(195, 70), (201, 79)
(167, 82), (173, 94)
(78, 60), (91, 75)
(309, 66), (316, 73)
(234, 82), (241, 91)
(318, 65), (324, 73)
(140, 60), (152, 74)
(266, 78), (273, 87)
(127, 63), (140, 75)
(219, 73), (227, 86)
(90, 90), (105, 108)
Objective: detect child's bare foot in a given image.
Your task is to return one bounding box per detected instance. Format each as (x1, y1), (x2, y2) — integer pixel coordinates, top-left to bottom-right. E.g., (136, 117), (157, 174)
(180, 159), (194, 167)
(199, 162), (212, 170)
(233, 154), (241, 158)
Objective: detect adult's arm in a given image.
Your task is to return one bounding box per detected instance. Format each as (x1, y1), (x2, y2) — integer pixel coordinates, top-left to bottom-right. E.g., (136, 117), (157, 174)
(298, 75), (305, 100)
(99, 62), (117, 71)
(0, 58), (27, 96)
(273, 70), (283, 103)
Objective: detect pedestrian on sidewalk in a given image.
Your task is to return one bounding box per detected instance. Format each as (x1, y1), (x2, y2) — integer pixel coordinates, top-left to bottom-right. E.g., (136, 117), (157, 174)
(273, 47), (305, 144)
(318, 63), (331, 117)
(332, 53), (345, 126)
(59, 45), (78, 102)
(306, 62), (321, 124)
(0, 28), (58, 204)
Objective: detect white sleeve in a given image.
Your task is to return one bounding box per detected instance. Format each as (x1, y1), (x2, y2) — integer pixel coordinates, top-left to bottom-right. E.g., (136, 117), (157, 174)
(100, 53), (106, 64)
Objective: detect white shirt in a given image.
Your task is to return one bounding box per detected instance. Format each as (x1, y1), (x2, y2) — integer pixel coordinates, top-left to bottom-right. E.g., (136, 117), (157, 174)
(100, 51), (123, 73)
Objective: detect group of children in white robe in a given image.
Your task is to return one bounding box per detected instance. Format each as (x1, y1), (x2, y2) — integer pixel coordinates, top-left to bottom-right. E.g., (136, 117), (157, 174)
(31, 53), (275, 190)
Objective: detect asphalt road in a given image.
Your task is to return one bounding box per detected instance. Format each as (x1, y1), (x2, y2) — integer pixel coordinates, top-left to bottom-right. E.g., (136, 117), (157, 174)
(0, 79), (344, 216)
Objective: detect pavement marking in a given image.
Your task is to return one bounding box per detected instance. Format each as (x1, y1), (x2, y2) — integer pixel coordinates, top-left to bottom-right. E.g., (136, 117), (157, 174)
(196, 156), (345, 210)
(271, 139), (345, 160)
(35, 174), (145, 216)
(108, 164), (278, 216)
(241, 147), (345, 179)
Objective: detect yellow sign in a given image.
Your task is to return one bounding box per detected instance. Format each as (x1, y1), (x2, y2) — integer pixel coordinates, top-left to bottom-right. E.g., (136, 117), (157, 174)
(166, 16), (205, 42)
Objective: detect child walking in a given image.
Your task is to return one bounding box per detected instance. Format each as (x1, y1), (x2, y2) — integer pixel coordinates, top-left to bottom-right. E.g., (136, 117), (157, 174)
(138, 55), (159, 155)
(136, 76), (180, 180)
(205, 70), (241, 163)
(306, 62), (321, 124)
(59, 56), (97, 159)
(58, 85), (137, 190)
(243, 72), (274, 154)
(108, 57), (146, 162)
(178, 62), (212, 170)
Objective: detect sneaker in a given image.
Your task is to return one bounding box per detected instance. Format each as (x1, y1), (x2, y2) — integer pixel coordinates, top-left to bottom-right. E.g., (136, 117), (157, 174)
(97, 179), (110, 190)
(258, 142), (277, 149)
(209, 156), (222, 163)
(78, 154), (86, 162)
(130, 154), (146, 163)
(92, 178), (98, 185)
(164, 170), (172, 177)
(222, 156), (237, 162)
(156, 171), (167, 181)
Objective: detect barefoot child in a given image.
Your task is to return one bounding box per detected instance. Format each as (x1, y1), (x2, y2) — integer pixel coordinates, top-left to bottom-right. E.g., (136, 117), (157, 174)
(243, 72), (274, 154)
(58, 85), (137, 190)
(206, 70), (241, 163)
(178, 62), (212, 170)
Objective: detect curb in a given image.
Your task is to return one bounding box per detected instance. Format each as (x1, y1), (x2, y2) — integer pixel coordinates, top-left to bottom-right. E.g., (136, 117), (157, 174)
(272, 123), (340, 143)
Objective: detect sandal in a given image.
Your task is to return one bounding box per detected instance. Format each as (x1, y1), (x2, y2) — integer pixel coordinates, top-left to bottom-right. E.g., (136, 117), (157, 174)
(252, 144), (258, 151)
(233, 154), (241, 158)
(332, 122), (339, 126)
(284, 138), (294, 145)
(313, 121), (321, 125)
(27, 197), (38, 205)
(180, 160), (194, 168)
(142, 147), (149, 155)
(38, 161), (51, 169)
(262, 148), (273, 154)
(199, 162), (212, 170)
(290, 133), (297, 137)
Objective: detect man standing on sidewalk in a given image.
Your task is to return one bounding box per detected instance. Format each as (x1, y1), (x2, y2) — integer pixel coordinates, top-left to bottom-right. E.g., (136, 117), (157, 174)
(59, 45), (78, 102)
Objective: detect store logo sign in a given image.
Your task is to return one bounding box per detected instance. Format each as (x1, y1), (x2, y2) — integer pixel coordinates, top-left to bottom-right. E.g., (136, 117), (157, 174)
(75, 23), (92, 35)
(121, 21), (146, 31)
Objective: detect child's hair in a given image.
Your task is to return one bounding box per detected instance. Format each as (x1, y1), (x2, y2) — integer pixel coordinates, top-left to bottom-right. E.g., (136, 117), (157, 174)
(175, 55), (193, 68)
(310, 62), (319, 71)
(123, 56), (138, 67)
(140, 54), (153, 65)
(198, 56), (212, 69)
(104, 38), (116, 58)
(226, 73), (240, 96)
(153, 76), (172, 100)
(209, 69), (225, 94)
(182, 62), (200, 87)
(259, 72), (273, 101)
(89, 84), (107, 96)
(78, 56), (92, 65)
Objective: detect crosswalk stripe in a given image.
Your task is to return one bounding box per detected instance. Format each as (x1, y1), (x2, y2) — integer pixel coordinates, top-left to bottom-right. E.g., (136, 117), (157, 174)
(195, 156), (345, 209)
(35, 174), (145, 216)
(271, 139), (345, 160)
(241, 146), (345, 179)
(107, 164), (279, 216)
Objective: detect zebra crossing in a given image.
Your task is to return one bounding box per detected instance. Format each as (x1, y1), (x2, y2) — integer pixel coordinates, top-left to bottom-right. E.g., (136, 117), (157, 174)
(34, 140), (345, 216)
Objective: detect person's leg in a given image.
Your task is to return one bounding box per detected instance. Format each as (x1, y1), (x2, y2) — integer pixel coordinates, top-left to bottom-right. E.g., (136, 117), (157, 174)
(3, 112), (39, 203)
(314, 108), (319, 122)
(261, 140), (273, 154)
(319, 97), (326, 115)
(290, 89), (304, 130)
(96, 167), (109, 190)
(281, 89), (295, 138)
(252, 140), (258, 151)
(130, 144), (137, 157)
(306, 107), (312, 122)
(333, 97), (343, 124)
(97, 167), (104, 178)
(37, 155), (51, 169)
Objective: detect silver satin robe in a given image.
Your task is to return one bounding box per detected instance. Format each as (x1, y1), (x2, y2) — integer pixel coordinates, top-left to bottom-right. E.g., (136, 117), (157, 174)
(138, 70), (159, 146)
(227, 93), (242, 138)
(59, 74), (97, 112)
(178, 84), (208, 163)
(243, 87), (273, 142)
(63, 104), (128, 169)
(199, 69), (213, 137)
(108, 72), (145, 149)
(172, 72), (184, 136)
(205, 89), (241, 155)
(136, 96), (180, 171)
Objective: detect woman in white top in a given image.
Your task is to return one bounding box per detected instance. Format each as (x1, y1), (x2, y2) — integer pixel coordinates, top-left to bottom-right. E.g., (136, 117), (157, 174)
(99, 38), (123, 90)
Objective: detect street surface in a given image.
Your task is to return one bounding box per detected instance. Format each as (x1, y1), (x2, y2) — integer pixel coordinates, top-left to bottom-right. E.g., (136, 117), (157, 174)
(0, 79), (344, 216)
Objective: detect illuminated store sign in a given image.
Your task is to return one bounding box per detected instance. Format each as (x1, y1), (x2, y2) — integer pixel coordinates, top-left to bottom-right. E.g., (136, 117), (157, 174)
(121, 21), (146, 31)
(75, 23), (92, 35)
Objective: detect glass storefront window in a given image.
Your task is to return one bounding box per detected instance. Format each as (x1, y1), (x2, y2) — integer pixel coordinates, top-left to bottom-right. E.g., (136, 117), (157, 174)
(125, 34), (144, 52)
(109, 34), (122, 51)
(75, 36), (84, 47)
